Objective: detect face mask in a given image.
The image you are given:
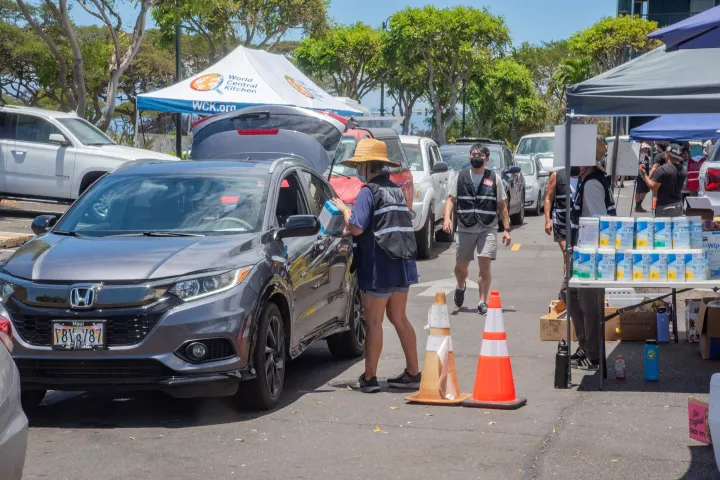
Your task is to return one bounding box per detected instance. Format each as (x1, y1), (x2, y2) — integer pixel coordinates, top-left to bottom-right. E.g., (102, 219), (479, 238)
(470, 157), (485, 168)
(570, 166), (581, 177)
(357, 165), (367, 183)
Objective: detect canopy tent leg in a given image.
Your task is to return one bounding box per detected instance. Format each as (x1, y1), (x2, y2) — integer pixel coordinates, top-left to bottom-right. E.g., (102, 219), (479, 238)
(134, 107), (139, 148)
(564, 112), (573, 389)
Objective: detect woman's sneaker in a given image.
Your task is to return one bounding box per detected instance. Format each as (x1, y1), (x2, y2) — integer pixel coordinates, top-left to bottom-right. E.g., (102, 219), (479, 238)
(351, 375), (381, 393)
(387, 370), (422, 389)
(478, 302), (488, 315)
(454, 283), (466, 308)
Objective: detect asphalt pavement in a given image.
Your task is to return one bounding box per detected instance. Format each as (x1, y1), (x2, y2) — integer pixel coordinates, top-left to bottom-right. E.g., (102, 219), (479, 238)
(4, 192), (720, 480)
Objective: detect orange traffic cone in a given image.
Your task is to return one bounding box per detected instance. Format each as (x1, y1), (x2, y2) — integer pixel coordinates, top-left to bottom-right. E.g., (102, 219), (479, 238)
(461, 291), (526, 410)
(406, 292), (471, 405)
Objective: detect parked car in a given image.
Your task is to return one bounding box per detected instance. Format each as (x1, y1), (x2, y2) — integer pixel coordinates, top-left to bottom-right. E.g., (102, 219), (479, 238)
(698, 145), (720, 214)
(516, 155), (550, 216)
(7, 158), (362, 411)
(516, 132), (554, 157)
(439, 140), (526, 226)
(0, 313), (27, 480)
(0, 105), (178, 204)
(328, 127), (414, 208)
(400, 135), (452, 258)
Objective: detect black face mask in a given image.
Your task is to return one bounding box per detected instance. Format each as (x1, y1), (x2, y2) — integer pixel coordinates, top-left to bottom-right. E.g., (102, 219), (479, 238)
(470, 157), (485, 168)
(570, 166), (580, 177)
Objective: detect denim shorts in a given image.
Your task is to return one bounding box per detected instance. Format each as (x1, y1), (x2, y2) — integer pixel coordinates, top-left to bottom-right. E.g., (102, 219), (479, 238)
(363, 286), (410, 298)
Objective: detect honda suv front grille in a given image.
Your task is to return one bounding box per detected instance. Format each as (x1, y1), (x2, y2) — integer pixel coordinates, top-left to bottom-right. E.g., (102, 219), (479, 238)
(15, 358), (175, 378)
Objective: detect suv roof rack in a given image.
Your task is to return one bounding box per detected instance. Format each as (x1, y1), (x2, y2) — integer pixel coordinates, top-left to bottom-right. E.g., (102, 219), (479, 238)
(452, 137), (505, 145)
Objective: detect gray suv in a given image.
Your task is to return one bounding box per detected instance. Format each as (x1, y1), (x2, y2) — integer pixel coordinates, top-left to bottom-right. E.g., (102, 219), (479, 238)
(4, 158), (363, 410)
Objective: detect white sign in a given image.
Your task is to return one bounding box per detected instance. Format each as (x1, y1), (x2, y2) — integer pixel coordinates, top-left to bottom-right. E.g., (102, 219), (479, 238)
(607, 141), (642, 177)
(553, 124), (598, 168)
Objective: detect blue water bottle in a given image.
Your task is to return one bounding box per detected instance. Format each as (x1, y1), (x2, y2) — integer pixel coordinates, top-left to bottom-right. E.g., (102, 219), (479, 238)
(644, 339), (659, 381)
(656, 307), (670, 343)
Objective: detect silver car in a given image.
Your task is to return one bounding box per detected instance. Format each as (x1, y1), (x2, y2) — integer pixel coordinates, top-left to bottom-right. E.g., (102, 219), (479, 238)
(516, 155), (550, 216)
(0, 320), (28, 480)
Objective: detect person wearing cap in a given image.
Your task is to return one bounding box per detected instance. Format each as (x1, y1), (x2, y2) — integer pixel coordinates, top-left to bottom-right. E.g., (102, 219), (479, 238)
(442, 144), (511, 316)
(634, 143), (652, 212)
(567, 137), (617, 370)
(331, 138), (421, 393)
(639, 142), (688, 217)
(544, 165), (580, 303)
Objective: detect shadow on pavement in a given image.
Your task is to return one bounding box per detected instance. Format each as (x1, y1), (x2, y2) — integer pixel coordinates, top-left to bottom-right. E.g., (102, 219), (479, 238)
(26, 344), (362, 429)
(578, 340), (717, 394)
(680, 445), (720, 479)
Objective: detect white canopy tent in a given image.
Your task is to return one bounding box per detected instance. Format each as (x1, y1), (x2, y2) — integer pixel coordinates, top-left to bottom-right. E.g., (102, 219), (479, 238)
(137, 46), (364, 117)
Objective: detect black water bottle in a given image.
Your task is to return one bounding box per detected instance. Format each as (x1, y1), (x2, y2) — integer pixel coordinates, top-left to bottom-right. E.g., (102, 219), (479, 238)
(554, 340), (570, 389)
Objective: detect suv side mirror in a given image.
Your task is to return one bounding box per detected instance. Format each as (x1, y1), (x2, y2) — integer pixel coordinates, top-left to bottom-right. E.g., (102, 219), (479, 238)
(31, 215), (58, 235)
(275, 215), (320, 240)
(431, 162), (448, 173)
(507, 165), (522, 175)
(48, 133), (70, 146)
(538, 170), (550, 178)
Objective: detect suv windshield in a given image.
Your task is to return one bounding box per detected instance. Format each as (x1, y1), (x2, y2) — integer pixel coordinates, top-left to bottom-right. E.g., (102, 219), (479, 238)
(56, 174), (268, 236)
(517, 159), (535, 175)
(328, 135), (409, 176)
(402, 143), (424, 172)
(439, 145), (503, 172)
(57, 118), (115, 146)
(516, 136), (554, 156)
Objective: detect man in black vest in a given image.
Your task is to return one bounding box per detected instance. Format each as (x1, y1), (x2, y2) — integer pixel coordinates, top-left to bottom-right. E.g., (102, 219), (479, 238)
(567, 138), (616, 370)
(639, 142), (688, 217)
(442, 144), (511, 316)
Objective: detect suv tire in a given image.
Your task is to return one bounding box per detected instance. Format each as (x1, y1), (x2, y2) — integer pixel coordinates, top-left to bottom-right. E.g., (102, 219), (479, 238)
(327, 278), (364, 358)
(236, 302), (285, 410)
(510, 192), (525, 226)
(415, 210), (434, 259)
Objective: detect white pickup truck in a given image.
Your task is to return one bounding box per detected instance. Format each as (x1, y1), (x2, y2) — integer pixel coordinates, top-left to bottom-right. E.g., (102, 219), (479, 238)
(0, 105), (177, 204)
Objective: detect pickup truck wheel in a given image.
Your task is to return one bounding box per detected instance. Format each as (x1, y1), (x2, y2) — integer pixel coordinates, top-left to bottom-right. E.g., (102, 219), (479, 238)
(415, 211), (433, 259)
(235, 302), (285, 410)
(327, 278), (364, 359)
(510, 192), (525, 226)
(436, 215), (454, 242)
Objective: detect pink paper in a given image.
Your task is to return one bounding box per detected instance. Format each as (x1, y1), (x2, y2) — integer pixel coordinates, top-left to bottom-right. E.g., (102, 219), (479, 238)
(688, 399), (711, 444)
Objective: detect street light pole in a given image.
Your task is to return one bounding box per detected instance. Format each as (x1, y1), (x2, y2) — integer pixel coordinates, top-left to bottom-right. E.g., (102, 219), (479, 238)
(175, 18), (182, 158)
(380, 20), (388, 117)
(461, 85), (466, 137)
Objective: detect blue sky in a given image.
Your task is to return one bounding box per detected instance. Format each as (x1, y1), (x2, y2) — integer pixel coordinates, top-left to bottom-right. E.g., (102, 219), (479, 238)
(72, 0), (617, 116)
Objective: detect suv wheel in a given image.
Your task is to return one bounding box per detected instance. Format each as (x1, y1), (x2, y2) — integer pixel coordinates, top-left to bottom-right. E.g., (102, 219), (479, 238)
(236, 302), (285, 410)
(534, 192), (543, 216)
(327, 278), (364, 358)
(415, 210), (433, 259)
(510, 192), (525, 226)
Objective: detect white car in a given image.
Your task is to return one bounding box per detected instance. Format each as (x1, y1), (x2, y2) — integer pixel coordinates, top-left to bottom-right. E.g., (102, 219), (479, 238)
(0, 105), (178, 204)
(400, 135), (453, 259)
(516, 155), (550, 216)
(516, 132), (555, 171)
(698, 153), (720, 214)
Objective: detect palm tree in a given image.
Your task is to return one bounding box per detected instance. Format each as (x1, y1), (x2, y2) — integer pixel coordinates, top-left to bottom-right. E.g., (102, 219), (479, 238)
(549, 57), (594, 96)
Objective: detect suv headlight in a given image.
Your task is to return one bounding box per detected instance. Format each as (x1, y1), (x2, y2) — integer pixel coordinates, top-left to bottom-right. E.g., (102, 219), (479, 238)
(0, 280), (14, 303)
(169, 267), (252, 302)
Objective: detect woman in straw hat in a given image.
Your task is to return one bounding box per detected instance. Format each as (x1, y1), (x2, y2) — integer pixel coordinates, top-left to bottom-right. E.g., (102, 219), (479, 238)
(331, 138), (421, 393)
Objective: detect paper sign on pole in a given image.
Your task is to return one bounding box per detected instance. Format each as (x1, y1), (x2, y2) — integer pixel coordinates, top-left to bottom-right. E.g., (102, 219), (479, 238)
(553, 124), (598, 168)
(607, 141), (642, 177)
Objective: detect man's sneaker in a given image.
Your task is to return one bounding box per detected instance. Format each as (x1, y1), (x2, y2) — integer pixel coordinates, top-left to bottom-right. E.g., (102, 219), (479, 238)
(570, 348), (586, 361)
(635, 205), (647, 213)
(454, 283), (466, 308)
(585, 360), (600, 371)
(387, 370), (422, 389)
(478, 302), (488, 315)
(570, 348), (588, 369)
(351, 375), (381, 393)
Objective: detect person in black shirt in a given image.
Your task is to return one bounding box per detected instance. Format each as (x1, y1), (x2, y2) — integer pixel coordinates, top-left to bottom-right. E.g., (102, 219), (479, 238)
(639, 143), (688, 217)
(634, 143), (651, 212)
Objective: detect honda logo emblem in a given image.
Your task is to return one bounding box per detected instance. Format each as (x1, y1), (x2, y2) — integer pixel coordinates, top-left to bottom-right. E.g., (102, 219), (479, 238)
(69, 286), (97, 309)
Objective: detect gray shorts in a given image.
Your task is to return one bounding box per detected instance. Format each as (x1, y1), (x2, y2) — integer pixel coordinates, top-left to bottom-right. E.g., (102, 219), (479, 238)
(455, 230), (497, 262)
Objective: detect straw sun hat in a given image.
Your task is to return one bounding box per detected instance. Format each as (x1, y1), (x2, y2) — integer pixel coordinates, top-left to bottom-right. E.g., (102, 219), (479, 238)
(340, 138), (400, 168)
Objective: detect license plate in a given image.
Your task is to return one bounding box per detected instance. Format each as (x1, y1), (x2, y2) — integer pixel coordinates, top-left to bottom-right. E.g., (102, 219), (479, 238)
(52, 321), (106, 350)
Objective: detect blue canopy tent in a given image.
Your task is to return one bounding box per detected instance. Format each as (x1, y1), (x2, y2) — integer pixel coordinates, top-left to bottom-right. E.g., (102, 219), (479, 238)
(629, 114), (720, 141)
(649, 5), (720, 50)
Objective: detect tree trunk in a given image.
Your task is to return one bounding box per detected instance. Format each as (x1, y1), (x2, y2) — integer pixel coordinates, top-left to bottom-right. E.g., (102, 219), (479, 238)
(98, 70), (121, 130)
(58, 0), (87, 116)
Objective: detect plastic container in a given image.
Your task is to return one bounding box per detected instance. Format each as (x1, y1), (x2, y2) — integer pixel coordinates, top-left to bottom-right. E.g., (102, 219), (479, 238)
(685, 249), (709, 281)
(578, 217), (600, 248)
(599, 216), (617, 248)
(632, 250), (651, 282)
(689, 216), (704, 249)
(615, 217), (635, 250)
(672, 216), (692, 249)
(616, 250), (633, 281)
(649, 250), (668, 282)
(615, 355), (626, 381)
(635, 217), (654, 248)
(667, 250), (686, 282)
(596, 248), (616, 281)
(644, 340), (659, 381)
(656, 306), (670, 343)
(572, 247), (597, 280)
(653, 217), (673, 249)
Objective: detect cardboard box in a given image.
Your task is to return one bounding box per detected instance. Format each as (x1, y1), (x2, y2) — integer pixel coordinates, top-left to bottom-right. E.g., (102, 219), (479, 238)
(540, 300), (577, 341)
(688, 397), (712, 444)
(697, 299), (720, 359)
(603, 307), (657, 341)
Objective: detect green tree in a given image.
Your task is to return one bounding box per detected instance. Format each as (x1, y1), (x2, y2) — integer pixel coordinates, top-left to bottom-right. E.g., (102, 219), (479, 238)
(389, 6), (509, 144)
(153, 0), (328, 61)
(547, 56), (594, 122)
(295, 22), (382, 100)
(569, 15), (660, 72)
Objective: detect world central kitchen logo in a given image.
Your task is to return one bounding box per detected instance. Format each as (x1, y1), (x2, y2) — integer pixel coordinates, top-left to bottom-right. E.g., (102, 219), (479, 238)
(190, 73), (224, 93)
